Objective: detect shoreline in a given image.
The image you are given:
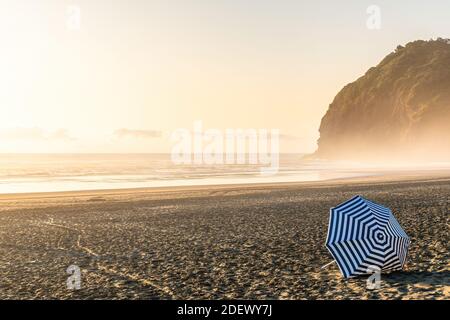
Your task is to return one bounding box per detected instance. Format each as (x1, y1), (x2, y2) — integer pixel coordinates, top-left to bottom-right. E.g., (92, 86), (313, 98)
(1, 169), (450, 200)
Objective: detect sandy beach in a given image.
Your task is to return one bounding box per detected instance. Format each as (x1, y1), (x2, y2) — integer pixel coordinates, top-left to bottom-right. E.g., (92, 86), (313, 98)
(0, 172), (448, 300)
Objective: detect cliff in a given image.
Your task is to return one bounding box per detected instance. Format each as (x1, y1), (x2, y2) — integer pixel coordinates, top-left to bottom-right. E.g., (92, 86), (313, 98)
(315, 39), (450, 161)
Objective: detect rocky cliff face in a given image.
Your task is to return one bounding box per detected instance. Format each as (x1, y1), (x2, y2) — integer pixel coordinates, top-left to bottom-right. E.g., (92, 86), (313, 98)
(315, 39), (450, 161)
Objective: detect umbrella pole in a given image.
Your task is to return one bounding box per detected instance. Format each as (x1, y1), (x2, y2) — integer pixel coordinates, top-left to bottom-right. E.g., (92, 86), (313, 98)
(320, 260), (336, 270)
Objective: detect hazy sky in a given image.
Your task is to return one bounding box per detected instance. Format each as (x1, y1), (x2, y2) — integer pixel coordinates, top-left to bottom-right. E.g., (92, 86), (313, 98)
(0, 0), (449, 153)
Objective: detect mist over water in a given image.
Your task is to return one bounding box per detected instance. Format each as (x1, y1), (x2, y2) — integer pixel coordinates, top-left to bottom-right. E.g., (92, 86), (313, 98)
(0, 154), (449, 194)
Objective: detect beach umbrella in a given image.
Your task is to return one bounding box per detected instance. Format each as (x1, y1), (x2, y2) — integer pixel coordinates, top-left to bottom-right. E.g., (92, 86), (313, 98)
(324, 195), (410, 278)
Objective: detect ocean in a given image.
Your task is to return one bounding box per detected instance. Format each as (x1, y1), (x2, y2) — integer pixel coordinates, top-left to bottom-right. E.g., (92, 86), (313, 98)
(0, 153), (447, 194)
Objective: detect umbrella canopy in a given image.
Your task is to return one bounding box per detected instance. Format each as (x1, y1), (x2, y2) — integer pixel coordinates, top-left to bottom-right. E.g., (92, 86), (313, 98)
(325, 195), (410, 278)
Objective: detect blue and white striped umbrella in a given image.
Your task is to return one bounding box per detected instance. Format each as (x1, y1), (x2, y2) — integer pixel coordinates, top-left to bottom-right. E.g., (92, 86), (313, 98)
(325, 195), (410, 278)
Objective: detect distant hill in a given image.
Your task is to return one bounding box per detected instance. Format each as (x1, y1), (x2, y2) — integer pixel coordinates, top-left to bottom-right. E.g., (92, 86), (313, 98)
(315, 39), (450, 161)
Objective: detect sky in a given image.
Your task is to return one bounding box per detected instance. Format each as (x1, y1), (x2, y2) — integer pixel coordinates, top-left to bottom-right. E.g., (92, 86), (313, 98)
(0, 0), (449, 153)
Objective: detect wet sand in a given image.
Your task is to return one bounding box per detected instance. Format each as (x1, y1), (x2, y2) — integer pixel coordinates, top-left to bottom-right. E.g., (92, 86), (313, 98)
(0, 173), (448, 299)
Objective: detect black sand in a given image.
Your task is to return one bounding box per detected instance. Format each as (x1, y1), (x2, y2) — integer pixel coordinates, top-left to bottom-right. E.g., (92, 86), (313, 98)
(0, 176), (448, 299)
